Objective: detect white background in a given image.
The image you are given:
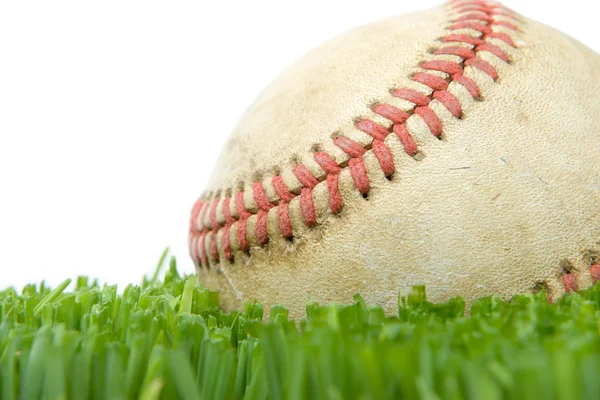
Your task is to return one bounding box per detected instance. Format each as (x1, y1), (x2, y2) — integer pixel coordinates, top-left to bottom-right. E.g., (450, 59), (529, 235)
(0, 1), (597, 290)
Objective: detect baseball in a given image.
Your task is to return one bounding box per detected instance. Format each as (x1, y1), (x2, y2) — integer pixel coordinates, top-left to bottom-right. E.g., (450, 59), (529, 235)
(189, 0), (600, 318)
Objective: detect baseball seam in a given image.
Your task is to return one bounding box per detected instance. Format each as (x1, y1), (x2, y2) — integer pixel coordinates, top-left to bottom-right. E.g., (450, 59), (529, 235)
(559, 259), (600, 297)
(189, 0), (521, 267)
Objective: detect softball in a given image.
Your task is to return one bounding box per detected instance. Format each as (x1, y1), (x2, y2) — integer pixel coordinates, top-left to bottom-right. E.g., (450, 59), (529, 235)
(189, 0), (600, 318)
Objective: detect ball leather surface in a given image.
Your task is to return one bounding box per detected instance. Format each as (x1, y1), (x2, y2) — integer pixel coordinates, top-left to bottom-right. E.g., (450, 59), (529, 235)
(189, 1), (600, 318)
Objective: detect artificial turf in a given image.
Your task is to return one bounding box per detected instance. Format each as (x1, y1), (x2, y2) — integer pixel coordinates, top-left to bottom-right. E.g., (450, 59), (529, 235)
(1, 249), (600, 399)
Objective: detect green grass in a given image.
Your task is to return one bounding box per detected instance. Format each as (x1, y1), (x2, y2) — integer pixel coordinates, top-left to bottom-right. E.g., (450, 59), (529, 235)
(2, 250), (600, 399)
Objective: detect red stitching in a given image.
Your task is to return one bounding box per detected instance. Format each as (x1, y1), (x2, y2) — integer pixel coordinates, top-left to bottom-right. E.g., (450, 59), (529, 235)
(493, 20), (517, 30)
(256, 210), (269, 245)
(294, 164), (319, 188)
(272, 175), (295, 203)
(475, 42), (509, 62)
(209, 198), (220, 230)
(349, 158), (370, 194)
(452, 73), (480, 98)
(222, 197), (235, 224)
(199, 200), (210, 224)
(315, 152), (342, 174)
(190, 0), (521, 266)
(453, 4), (492, 13)
(356, 119), (389, 140)
(198, 231), (208, 265)
(454, 6), (488, 13)
(277, 201), (293, 238)
(333, 136), (366, 158)
(562, 272), (579, 293)
(253, 182), (274, 211)
(196, 200), (210, 264)
(485, 32), (516, 47)
(300, 188), (317, 227)
(443, 33), (485, 46)
(392, 88), (430, 106)
(433, 90), (462, 118)
(412, 73), (449, 91)
(222, 225), (232, 261)
(415, 106), (443, 137)
(189, 199), (203, 233)
(455, 5), (513, 15)
(452, 0), (496, 6)
(452, 0), (488, 5)
(189, 235), (199, 263)
(393, 124), (418, 156)
(465, 58), (498, 80)
(452, 2), (517, 23)
(449, 21), (492, 35)
(373, 104), (410, 124)
(235, 192), (250, 252)
(421, 60), (464, 76)
(237, 219), (249, 252)
(372, 139), (395, 177)
(434, 46), (475, 59)
(326, 173), (343, 213)
(455, 13), (494, 22)
(235, 192), (249, 217)
(591, 263), (600, 284)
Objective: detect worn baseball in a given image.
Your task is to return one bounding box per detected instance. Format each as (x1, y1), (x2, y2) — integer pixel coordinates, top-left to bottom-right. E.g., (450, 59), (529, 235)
(189, 0), (600, 317)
